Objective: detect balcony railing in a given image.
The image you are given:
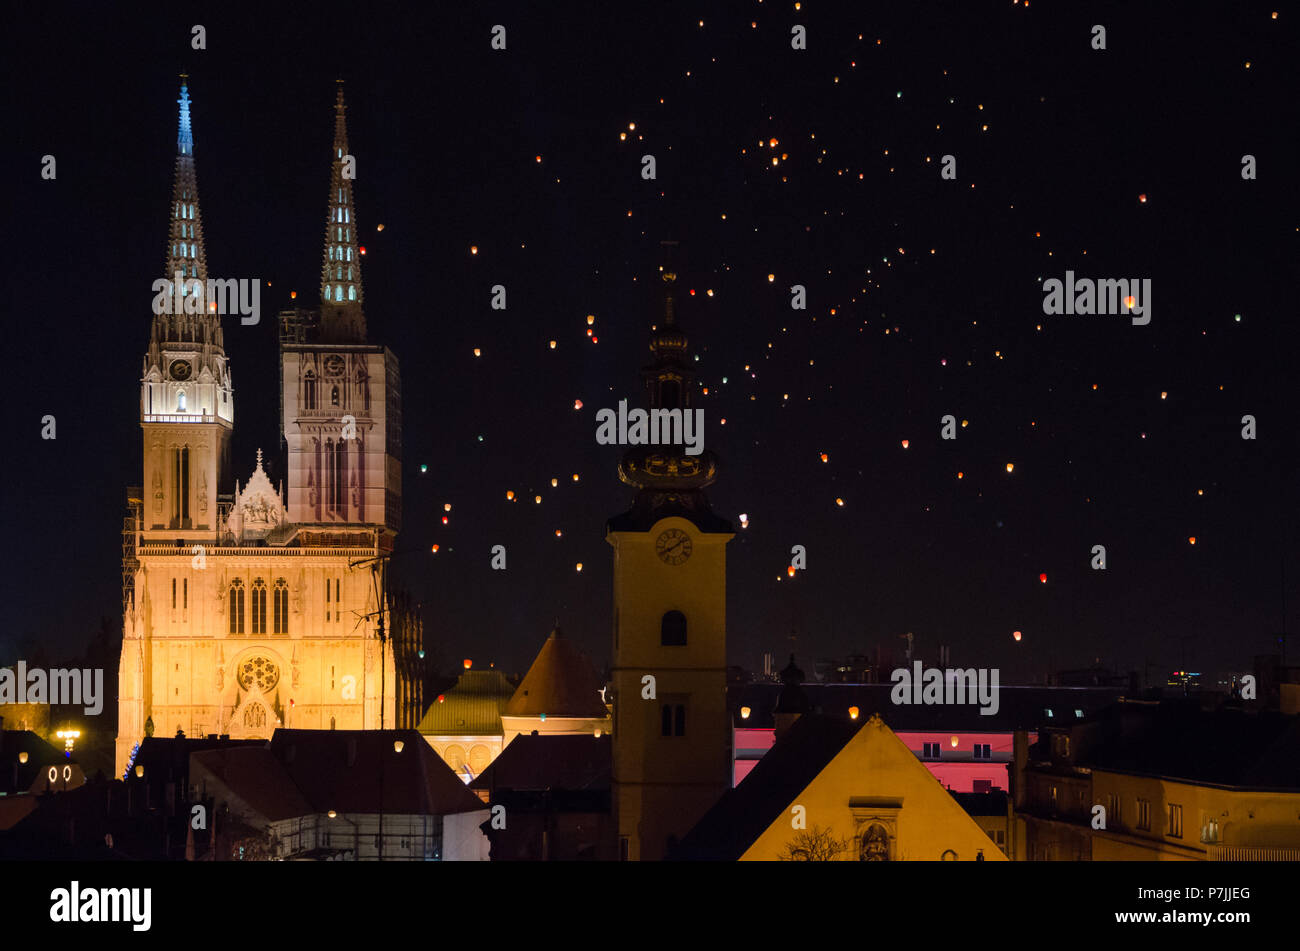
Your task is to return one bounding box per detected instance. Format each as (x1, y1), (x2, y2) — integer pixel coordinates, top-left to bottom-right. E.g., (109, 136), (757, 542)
(1207, 845), (1300, 861)
(142, 412), (229, 424)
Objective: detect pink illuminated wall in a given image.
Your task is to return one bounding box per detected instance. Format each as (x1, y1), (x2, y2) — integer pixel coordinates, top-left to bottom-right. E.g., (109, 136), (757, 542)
(733, 726), (1038, 792)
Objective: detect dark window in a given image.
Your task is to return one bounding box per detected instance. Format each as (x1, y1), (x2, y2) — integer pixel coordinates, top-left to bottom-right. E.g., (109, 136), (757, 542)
(661, 704), (672, 737)
(661, 611), (687, 646)
(675, 705), (686, 736)
(228, 580), (245, 634)
(273, 579), (289, 634)
(250, 579), (267, 635)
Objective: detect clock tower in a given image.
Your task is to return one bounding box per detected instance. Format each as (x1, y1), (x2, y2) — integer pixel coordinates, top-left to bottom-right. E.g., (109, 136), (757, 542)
(139, 77), (233, 541)
(607, 244), (733, 861)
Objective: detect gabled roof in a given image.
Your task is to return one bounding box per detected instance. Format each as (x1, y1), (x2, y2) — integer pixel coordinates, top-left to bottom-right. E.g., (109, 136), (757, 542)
(191, 746), (313, 822)
(469, 735), (611, 794)
(418, 669), (516, 736)
(676, 714), (862, 860)
(269, 729), (485, 815)
(503, 628), (609, 719)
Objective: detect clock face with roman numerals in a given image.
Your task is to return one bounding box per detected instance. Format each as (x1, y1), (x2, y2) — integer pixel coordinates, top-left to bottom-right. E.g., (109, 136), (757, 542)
(656, 528), (693, 565)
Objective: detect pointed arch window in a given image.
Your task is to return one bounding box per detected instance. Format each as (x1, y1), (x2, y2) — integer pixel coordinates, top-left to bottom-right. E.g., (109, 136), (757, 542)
(273, 579), (289, 634)
(333, 437), (348, 515)
(346, 248), (352, 262)
(172, 447), (190, 525)
(250, 578), (267, 635)
(344, 209), (349, 223)
(303, 370), (317, 410)
(331, 385), (340, 407)
(324, 440), (335, 520)
(336, 265), (342, 280)
(177, 390), (186, 412)
(334, 285), (342, 302)
(348, 286), (356, 301)
(228, 579), (245, 634)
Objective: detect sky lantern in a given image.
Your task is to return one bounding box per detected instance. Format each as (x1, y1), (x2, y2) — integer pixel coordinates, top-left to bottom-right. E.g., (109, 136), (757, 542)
(1039, 573), (1047, 583)
(787, 566), (796, 577)
(574, 399), (583, 410)
(551, 478), (558, 487)
(441, 516), (449, 524)
(740, 706), (751, 719)
(431, 544), (439, 553)
(1013, 630), (1023, 641)
(463, 659), (472, 669)
(473, 348), (481, 357)
(849, 706), (859, 720)
(587, 314), (595, 325)
(549, 339), (557, 349)
(444, 503), (452, 512)
(572, 473), (580, 482)
(949, 736), (959, 748)
(820, 452), (829, 463)
(836, 498), (845, 506)
(901, 439), (909, 449)
(470, 245), (478, 254)
(1189, 536), (1197, 545)
(506, 490), (515, 501)
(575, 563), (583, 572)
(1006, 463), (1014, 473)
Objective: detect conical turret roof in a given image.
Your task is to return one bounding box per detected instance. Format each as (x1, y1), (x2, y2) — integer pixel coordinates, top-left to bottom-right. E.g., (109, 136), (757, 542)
(504, 626), (608, 719)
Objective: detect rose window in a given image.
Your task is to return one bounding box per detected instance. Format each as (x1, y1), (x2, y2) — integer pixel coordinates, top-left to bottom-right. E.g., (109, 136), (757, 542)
(238, 656), (279, 692)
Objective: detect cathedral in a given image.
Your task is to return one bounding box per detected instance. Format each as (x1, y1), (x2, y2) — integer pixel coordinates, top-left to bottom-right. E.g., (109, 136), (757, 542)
(115, 79), (405, 776)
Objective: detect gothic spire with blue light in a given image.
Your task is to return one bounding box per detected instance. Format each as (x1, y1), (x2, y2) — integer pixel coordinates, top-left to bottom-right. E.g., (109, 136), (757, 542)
(319, 80), (366, 343)
(145, 76), (227, 379)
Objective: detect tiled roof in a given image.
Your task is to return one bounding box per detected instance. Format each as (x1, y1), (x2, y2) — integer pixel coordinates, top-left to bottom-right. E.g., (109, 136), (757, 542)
(191, 746), (313, 822)
(269, 729), (486, 815)
(470, 734), (611, 793)
(676, 714), (863, 860)
(417, 669), (516, 736)
(504, 628), (609, 719)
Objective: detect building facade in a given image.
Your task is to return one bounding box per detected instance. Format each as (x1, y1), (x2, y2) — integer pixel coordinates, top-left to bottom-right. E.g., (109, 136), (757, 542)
(116, 80), (401, 776)
(608, 248), (734, 861)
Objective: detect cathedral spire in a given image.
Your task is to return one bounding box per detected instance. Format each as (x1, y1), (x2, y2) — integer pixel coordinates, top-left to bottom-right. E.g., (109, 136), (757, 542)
(148, 75), (223, 363)
(165, 76), (208, 288)
(319, 80), (366, 343)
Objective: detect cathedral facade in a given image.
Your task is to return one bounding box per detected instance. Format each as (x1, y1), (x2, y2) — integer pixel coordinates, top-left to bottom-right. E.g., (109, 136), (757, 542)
(116, 80), (402, 776)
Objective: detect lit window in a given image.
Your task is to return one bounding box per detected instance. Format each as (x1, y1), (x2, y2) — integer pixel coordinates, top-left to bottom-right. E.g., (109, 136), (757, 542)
(348, 285), (356, 301)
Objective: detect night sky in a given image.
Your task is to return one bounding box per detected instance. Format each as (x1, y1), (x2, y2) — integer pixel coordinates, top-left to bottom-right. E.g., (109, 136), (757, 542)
(5, 2), (1297, 684)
